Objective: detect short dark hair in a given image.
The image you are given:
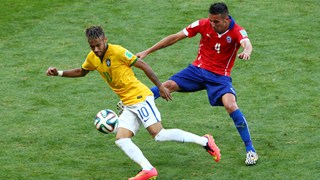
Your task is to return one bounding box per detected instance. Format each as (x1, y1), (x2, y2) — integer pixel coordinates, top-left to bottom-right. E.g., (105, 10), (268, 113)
(209, 2), (229, 17)
(85, 26), (105, 40)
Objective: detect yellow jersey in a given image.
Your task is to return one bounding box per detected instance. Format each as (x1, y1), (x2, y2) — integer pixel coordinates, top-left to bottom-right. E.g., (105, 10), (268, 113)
(82, 43), (153, 105)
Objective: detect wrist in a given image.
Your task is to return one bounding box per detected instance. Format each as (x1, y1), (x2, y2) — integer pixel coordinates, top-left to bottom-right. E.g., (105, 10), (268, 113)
(243, 49), (251, 55)
(57, 70), (63, 77)
(243, 52), (250, 56)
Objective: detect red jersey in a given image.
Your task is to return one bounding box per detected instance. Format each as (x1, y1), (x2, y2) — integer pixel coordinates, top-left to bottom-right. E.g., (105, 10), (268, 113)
(183, 16), (249, 76)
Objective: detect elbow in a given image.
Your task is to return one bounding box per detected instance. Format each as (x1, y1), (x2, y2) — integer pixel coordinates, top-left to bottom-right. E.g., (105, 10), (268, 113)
(76, 68), (87, 77)
(80, 72), (88, 77)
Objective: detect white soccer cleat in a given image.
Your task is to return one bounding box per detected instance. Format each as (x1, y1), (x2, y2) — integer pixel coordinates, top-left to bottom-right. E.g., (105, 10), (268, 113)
(116, 101), (124, 116)
(245, 151), (258, 165)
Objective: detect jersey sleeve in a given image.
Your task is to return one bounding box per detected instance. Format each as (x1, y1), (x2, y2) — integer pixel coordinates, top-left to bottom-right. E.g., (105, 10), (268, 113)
(119, 47), (137, 67)
(183, 20), (201, 38)
(82, 52), (97, 71)
(238, 29), (249, 44)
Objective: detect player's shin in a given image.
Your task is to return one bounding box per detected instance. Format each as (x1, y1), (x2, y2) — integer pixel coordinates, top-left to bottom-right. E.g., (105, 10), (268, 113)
(230, 109), (255, 152)
(115, 138), (153, 170)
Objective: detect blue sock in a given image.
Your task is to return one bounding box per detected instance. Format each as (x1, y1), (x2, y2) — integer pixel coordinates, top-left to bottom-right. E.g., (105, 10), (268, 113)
(230, 109), (255, 152)
(150, 86), (160, 99)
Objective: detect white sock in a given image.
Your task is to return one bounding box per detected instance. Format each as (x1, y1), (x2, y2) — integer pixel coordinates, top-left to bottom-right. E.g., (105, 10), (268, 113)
(115, 138), (153, 170)
(154, 129), (207, 146)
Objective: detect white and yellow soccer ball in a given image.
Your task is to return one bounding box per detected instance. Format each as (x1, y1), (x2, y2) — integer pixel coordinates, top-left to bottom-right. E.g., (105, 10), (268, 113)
(94, 109), (119, 134)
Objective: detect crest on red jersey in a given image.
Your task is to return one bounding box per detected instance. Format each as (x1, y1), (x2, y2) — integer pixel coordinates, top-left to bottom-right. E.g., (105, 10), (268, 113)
(226, 36), (232, 43)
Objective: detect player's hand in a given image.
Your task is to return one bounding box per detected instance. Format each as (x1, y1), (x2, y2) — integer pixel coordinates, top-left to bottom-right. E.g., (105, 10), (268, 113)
(158, 85), (172, 101)
(46, 67), (58, 76)
(136, 50), (148, 60)
(238, 52), (250, 60)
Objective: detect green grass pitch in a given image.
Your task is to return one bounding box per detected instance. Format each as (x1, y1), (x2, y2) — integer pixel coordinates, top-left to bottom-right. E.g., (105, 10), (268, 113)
(0, 0), (319, 179)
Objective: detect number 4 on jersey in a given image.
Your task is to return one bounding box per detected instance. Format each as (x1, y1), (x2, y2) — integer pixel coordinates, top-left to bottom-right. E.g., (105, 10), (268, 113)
(215, 43), (221, 53)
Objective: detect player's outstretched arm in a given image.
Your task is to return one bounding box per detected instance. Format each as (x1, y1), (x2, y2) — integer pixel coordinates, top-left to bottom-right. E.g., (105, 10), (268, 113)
(237, 39), (253, 60)
(46, 67), (89, 77)
(133, 59), (172, 101)
(136, 31), (187, 60)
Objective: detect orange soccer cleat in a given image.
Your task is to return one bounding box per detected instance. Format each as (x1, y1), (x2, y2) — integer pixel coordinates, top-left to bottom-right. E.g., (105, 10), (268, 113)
(128, 167), (158, 180)
(203, 134), (221, 162)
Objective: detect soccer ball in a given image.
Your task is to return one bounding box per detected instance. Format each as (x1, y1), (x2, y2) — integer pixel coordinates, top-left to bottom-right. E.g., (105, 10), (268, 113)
(94, 109), (119, 134)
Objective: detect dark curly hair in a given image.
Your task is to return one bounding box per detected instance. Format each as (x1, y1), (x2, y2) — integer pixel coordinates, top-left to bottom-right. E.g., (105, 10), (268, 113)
(85, 26), (105, 41)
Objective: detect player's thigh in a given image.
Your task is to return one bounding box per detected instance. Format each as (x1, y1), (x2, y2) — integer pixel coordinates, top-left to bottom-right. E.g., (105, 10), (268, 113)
(126, 96), (162, 132)
(118, 109), (142, 136)
(136, 96), (162, 128)
(205, 72), (236, 106)
(169, 68), (206, 92)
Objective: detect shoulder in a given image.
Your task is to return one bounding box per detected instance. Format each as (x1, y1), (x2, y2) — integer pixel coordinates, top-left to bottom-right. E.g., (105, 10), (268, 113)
(194, 18), (210, 27)
(109, 43), (136, 61)
(199, 18), (210, 24)
(229, 16), (246, 33)
(185, 18), (211, 35)
(108, 43), (125, 52)
(233, 23), (245, 31)
(107, 43), (127, 57)
(83, 51), (100, 70)
(86, 51), (96, 60)
(230, 23), (249, 38)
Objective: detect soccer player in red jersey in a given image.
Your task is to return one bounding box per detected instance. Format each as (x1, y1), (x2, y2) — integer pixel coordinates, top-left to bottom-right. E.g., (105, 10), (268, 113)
(136, 2), (258, 165)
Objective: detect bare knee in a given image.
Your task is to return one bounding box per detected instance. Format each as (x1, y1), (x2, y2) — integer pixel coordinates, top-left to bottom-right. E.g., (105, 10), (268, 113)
(222, 93), (239, 114)
(116, 127), (134, 140)
(146, 122), (163, 138)
(224, 102), (238, 114)
(163, 80), (180, 92)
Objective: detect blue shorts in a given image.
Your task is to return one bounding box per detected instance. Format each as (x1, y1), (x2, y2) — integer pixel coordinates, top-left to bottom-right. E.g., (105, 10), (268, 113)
(169, 64), (236, 106)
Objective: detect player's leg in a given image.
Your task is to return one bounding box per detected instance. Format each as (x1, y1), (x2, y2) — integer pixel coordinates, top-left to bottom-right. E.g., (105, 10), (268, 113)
(151, 64), (205, 99)
(117, 99), (160, 180)
(115, 128), (154, 170)
(221, 93), (258, 165)
(141, 96), (206, 146)
(115, 109), (155, 175)
(115, 129), (158, 180)
(140, 96), (220, 162)
(205, 71), (257, 165)
(150, 80), (179, 99)
(222, 93), (254, 150)
(148, 123), (221, 162)
(147, 122), (207, 145)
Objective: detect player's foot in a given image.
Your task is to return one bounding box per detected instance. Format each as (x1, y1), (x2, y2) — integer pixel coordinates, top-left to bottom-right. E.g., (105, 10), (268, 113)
(128, 168), (158, 180)
(116, 101), (124, 116)
(245, 150), (258, 165)
(203, 134), (221, 162)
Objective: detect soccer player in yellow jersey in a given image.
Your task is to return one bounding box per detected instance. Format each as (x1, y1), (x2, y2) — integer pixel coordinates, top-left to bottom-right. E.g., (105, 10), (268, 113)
(46, 26), (220, 180)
